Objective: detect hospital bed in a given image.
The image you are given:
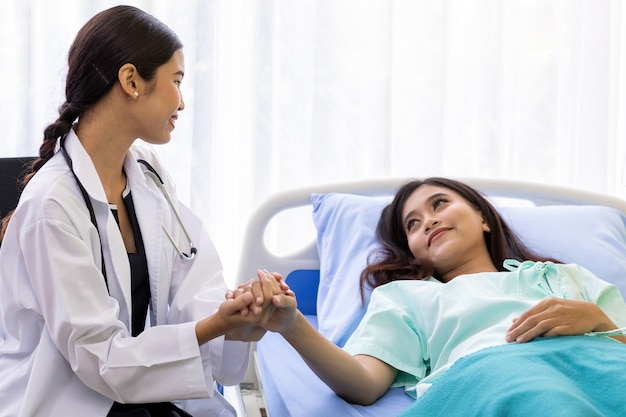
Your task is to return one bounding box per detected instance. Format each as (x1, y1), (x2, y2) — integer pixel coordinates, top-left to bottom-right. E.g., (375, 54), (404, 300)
(224, 177), (626, 417)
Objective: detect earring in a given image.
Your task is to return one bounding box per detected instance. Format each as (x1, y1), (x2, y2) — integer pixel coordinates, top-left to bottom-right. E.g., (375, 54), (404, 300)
(134, 91), (139, 97)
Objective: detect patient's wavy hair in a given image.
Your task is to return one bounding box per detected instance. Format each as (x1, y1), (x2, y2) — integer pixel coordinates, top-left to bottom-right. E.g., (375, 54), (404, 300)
(360, 177), (560, 296)
(1, 5), (182, 240)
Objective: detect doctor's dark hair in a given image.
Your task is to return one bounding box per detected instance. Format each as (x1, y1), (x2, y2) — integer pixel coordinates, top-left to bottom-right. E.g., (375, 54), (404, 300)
(359, 177), (561, 296)
(1, 5), (182, 240)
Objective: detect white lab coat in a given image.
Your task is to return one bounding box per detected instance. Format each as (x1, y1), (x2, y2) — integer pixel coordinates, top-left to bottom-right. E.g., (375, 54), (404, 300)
(0, 129), (250, 417)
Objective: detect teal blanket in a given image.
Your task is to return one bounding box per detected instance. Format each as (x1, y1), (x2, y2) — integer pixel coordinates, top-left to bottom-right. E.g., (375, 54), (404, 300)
(399, 336), (626, 417)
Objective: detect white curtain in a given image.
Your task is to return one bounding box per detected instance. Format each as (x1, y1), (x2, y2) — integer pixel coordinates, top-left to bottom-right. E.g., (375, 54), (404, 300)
(1, 0), (625, 283)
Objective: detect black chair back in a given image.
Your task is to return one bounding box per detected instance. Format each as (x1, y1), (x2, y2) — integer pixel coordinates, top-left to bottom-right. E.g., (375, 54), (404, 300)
(0, 157), (36, 218)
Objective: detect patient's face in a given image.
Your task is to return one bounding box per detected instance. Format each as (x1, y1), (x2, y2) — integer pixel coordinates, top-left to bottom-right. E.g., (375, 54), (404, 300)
(401, 185), (493, 281)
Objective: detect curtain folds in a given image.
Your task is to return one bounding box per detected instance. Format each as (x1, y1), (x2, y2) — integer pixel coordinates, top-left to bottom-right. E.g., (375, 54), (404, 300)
(1, 0), (624, 281)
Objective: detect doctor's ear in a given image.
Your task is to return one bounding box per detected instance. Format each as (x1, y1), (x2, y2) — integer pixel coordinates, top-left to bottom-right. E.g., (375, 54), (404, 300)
(118, 63), (141, 100)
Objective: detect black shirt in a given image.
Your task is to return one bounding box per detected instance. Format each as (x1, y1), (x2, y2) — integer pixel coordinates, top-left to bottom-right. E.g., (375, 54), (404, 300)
(110, 190), (151, 337)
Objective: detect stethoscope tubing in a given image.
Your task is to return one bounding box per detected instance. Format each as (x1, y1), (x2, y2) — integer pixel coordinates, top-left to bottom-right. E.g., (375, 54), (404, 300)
(138, 160), (197, 260)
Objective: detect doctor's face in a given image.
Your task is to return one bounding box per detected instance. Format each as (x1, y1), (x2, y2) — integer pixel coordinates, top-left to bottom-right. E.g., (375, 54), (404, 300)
(401, 185), (492, 281)
(135, 49), (186, 144)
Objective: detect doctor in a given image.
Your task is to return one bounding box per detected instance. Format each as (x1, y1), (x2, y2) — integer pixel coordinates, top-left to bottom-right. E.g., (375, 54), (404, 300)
(0, 5), (280, 417)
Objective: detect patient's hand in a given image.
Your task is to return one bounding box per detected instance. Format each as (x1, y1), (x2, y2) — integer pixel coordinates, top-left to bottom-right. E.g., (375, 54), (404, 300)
(261, 291), (298, 333)
(505, 298), (618, 343)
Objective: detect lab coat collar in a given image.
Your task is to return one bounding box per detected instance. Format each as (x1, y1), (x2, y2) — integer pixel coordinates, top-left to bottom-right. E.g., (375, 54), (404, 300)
(62, 129), (108, 205)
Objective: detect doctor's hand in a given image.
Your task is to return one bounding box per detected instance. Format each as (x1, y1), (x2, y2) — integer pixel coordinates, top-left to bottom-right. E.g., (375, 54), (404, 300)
(195, 291), (263, 345)
(505, 298), (619, 343)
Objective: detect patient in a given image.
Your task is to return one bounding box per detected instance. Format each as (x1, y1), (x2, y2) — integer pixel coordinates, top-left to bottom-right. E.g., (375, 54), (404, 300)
(239, 177), (626, 416)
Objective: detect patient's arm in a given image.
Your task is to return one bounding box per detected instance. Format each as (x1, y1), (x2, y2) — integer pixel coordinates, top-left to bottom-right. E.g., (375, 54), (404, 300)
(268, 294), (397, 405)
(505, 298), (626, 344)
(230, 274), (397, 403)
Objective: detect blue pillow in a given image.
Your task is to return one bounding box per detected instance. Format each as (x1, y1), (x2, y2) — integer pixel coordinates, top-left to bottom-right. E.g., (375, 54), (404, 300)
(312, 193), (388, 346)
(311, 192), (626, 346)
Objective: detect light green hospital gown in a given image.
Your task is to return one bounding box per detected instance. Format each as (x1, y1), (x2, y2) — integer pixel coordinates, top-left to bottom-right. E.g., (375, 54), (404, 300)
(342, 260), (626, 399)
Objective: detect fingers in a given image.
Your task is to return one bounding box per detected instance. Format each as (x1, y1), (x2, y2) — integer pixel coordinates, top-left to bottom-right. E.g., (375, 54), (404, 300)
(505, 298), (603, 343)
(271, 293), (298, 309)
(225, 269), (292, 322)
(225, 280), (254, 315)
(226, 274), (271, 315)
(505, 299), (553, 343)
(506, 317), (552, 343)
(220, 292), (254, 317)
(270, 271), (284, 281)
(270, 271), (294, 296)
(278, 281), (293, 296)
(257, 269), (276, 296)
(256, 269), (291, 302)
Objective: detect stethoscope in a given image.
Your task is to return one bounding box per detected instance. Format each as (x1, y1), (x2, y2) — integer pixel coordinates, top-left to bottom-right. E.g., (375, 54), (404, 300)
(136, 159), (197, 260)
(59, 137), (197, 284)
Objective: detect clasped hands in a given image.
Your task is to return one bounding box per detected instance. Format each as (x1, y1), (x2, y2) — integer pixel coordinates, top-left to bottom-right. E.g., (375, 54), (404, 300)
(222, 269), (296, 341)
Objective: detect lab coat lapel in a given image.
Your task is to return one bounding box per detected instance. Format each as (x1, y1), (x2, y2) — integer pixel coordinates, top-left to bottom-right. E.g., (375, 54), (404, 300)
(102, 212), (133, 328)
(125, 155), (170, 326)
(63, 130), (133, 327)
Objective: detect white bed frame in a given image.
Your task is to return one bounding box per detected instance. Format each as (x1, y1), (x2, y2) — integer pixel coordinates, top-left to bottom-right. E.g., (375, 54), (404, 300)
(224, 177), (626, 417)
